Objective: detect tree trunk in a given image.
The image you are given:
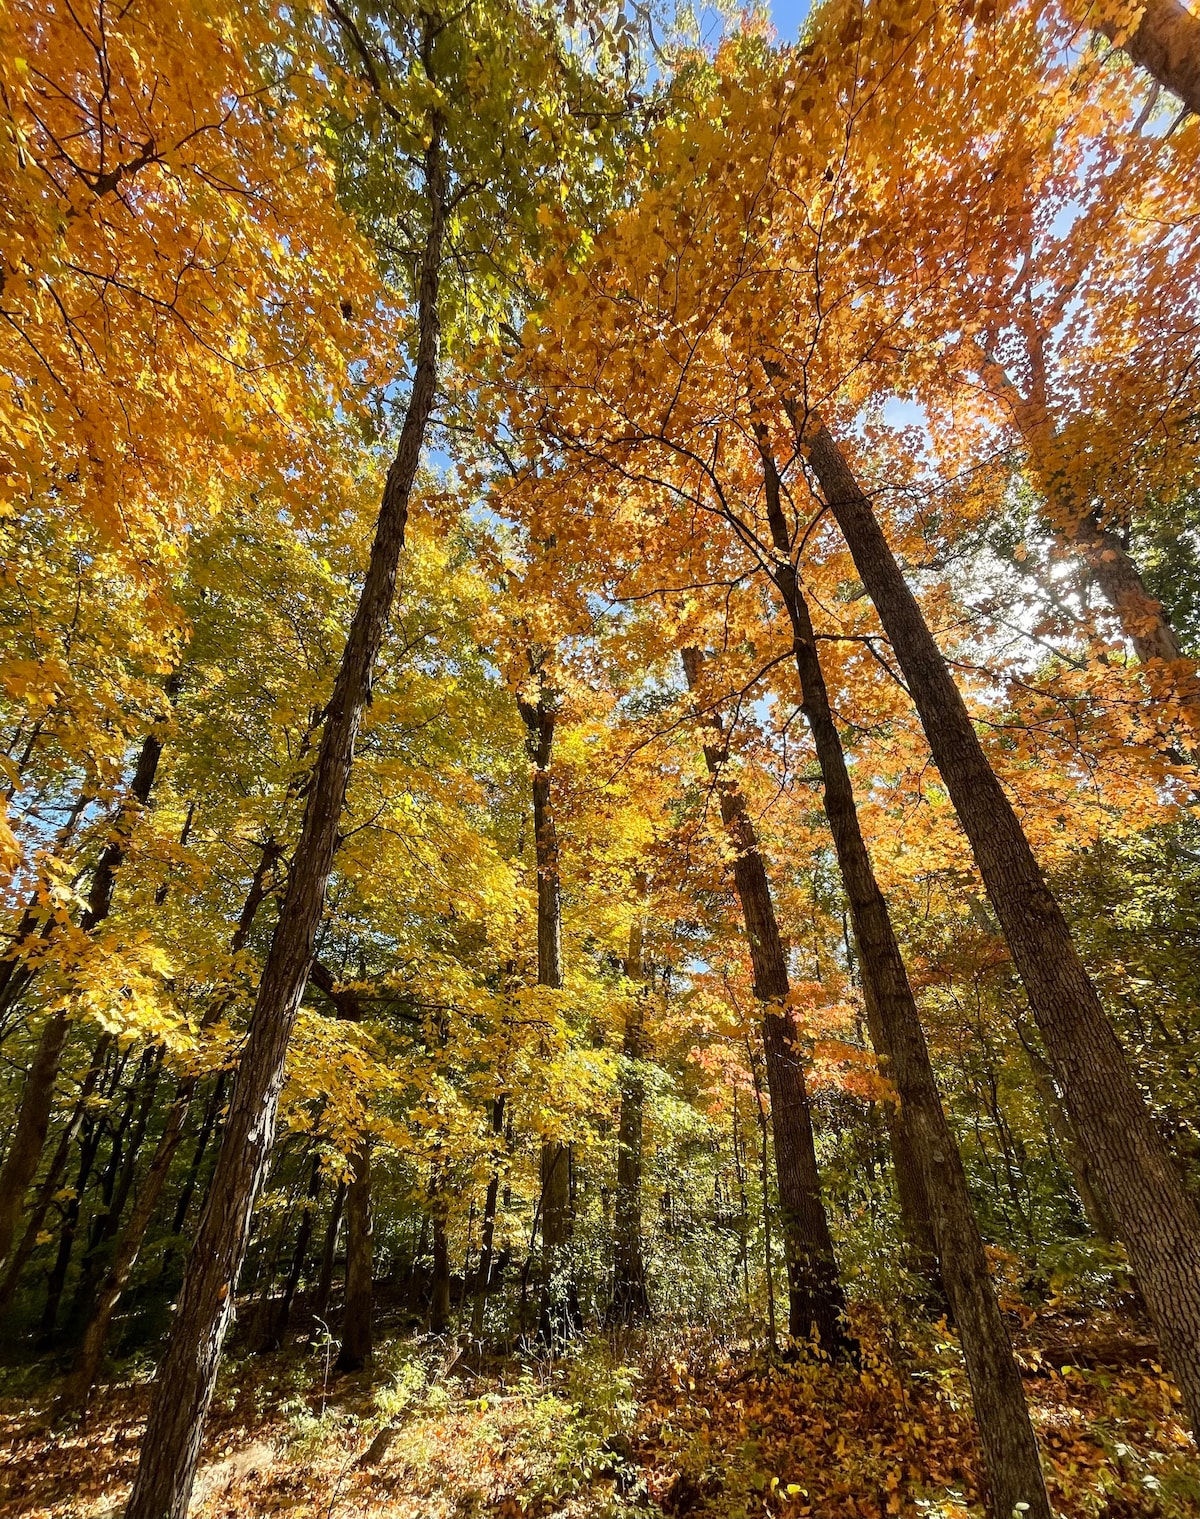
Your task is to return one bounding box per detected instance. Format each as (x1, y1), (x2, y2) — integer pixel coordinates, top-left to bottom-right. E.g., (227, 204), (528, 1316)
(804, 418), (1200, 1445)
(610, 916), (650, 1324)
(271, 1157), (323, 1348)
(751, 439), (1050, 1518)
(430, 1185), (451, 1335)
(336, 1137), (373, 1372)
(1093, 0), (1200, 117)
(123, 96), (446, 1519)
(1074, 513), (1184, 665)
(517, 661), (581, 1346)
(471, 1094), (506, 1338)
(682, 647), (852, 1356)
(311, 1178), (346, 1328)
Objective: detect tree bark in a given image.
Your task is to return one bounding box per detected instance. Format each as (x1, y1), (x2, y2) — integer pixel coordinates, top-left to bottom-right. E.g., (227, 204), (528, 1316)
(516, 660), (581, 1346)
(123, 91), (445, 1519)
(682, 648), (851, 1357)
(751, 439), (1050, 1518)
(311, 1179), (346, 1329)
(1093, 0), (1200, 117)
(610, 916), (650, 1324)
(336, 1137), (373, 1371)
(430, 1180), (451, 1335)
(471, 1094), (506, 1338)
(803, 418), (1200, 1446)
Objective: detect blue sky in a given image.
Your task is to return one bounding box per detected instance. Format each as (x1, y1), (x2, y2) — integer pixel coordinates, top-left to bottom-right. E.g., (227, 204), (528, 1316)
(767, 0), (812, 41)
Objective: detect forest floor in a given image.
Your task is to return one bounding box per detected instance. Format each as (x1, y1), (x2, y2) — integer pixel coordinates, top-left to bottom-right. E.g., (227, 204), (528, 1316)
(1, 1304), (1198, 1519)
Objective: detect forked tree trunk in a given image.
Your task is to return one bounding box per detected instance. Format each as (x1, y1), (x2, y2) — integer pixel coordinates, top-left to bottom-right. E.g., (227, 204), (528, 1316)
(123, 96), (446, 1519)
(804, 418), (1200, 1444)
(752, 442), (1050, 1519)
(610, 916), (650, 1324)
(682, 648), (851, 1358)
(516, 662), (580, 1346)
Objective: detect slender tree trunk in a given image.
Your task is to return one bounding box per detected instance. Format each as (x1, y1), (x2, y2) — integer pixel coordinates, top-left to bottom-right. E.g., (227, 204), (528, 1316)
(0, 1011), (73, 1275)
(683, 648), (852, 1356)
(804, 418), (1200, 1444)
(611, 915), (650, 1324)
(271, 1158), (323, 1348)
(336, 1137), (373, 1372)
(123, 96), (446, 1519)
(471, 1094), (506, 1338)
(430, 1184), (451, 1335)
(517, 662), (580, 1346)
(748, 438), (1050, 1518)
(311, 1178), (346, 1328)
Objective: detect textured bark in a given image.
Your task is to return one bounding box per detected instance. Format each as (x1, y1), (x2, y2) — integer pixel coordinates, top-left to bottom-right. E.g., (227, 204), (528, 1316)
(752, 440), (1049, 1518)
(1074, 514), (1184, 665)
(124, 96), (445, 1519)
(682, 648), (850, 1357)
(1093, 0), (1200, 116)
(337, 1138), (373, 1371)
(610, 917), (650, 1324)
(805, 419), (1200, 1446)
(517, 663), (581, 1346)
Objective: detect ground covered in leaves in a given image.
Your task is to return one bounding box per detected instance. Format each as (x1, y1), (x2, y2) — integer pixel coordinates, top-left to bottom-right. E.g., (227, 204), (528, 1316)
(1, 1311), (1198, 1519)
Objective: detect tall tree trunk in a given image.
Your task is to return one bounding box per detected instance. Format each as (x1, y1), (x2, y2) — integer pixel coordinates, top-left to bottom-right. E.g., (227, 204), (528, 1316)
(123, 94), (445, 1519)
(311, 1178), (346, 1328)
(751, 439), (1050, 1519)
(430, 1181), (451, 1335)
(471, 1093), (506, 1338)
(610, 915), (650, 1324)
(336, 1137), (373, 1372)
(682, 648), (851, 1357)
(516, 661), (580, 1346)
(803, 418), (1200, 1445)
